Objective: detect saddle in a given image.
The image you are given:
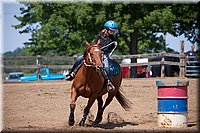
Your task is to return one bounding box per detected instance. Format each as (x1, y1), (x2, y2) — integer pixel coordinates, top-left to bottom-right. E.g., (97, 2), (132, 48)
(108, 59), (121, 76)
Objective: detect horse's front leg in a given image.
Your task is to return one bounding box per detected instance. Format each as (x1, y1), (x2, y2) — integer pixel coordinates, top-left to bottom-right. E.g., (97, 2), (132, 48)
(68, 103), (75, 126)
(68, 86), (78, 126)
(93, 96), (103, 124)
(79, 93), (98, 126)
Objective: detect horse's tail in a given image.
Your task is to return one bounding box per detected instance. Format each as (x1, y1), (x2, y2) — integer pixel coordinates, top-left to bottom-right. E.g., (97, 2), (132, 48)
(115, 88), (132, 111)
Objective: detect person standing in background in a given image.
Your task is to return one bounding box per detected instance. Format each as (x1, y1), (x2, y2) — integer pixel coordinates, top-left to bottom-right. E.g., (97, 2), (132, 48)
(185, 44), (198, 64)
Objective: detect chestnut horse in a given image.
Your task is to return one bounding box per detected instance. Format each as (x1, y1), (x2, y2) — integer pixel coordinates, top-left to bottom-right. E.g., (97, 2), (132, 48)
(68, 40), (131, 126)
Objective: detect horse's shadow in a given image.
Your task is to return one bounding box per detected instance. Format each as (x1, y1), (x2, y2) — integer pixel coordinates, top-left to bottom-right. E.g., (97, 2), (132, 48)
(86, 121), (139, 129)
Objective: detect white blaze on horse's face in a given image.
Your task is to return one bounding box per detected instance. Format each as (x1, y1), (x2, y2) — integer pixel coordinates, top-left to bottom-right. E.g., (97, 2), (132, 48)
(93, 48), (100, 52)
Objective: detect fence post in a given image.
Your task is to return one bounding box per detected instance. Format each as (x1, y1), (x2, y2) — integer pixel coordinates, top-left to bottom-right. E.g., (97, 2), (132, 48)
(161, 54), (165, 78)
(130, 58), (137, 78)
(179, 40), (185, 77)
(36, 55), (42, 81)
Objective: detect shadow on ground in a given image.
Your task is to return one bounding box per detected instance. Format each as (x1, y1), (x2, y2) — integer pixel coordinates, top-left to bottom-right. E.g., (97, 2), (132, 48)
(86, 121), (139, 129)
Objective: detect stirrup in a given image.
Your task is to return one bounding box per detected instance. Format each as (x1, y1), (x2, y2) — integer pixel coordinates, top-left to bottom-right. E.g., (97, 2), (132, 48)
(107, 80), (115, 92)
(65, 72), (75, 81)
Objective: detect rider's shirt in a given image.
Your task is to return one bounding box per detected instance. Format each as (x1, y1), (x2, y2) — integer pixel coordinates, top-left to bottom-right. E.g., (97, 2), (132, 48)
(185, 50), (197, 57)
(94, 31), (116, 54)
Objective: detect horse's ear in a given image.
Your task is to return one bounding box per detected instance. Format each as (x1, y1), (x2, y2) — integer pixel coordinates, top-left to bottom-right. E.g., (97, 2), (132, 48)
(85, 41), (90, 46)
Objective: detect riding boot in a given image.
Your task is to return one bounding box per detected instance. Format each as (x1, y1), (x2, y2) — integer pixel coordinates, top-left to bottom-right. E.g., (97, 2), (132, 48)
(101, 68), (115, 92)
(65, 57), (83, 81)
(65, 71), (76, 81)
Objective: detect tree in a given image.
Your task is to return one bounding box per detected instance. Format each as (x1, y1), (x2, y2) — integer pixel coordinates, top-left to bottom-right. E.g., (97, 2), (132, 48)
(196, 2), (200, 45)
(13, 3), (198, 55)
(13, 3), (103, 55)
(3, 47), (31, 56)
(13, 2), (198, 77)
(171, 4), (198, 43)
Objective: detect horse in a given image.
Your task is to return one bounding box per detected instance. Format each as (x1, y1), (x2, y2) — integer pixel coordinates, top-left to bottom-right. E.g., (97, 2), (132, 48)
(68, 40), (131, 126)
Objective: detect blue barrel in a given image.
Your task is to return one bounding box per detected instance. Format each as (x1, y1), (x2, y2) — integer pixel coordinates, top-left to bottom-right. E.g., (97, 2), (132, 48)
(158, 98), (188, 113)
(156, 80), (189, 128)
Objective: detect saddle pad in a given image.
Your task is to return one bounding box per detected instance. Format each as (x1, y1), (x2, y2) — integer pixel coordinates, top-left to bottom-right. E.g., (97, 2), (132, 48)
(109, 59), (121, 76)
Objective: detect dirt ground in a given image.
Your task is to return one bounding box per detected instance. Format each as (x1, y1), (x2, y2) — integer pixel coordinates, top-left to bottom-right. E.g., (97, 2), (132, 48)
(2, 77), (199, 132)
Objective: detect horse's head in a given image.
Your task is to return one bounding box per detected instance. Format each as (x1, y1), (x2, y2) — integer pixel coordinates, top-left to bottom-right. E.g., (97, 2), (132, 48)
(83, 40), (104, 71)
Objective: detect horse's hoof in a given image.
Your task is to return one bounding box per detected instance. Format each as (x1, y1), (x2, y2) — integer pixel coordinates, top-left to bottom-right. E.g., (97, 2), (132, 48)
(93, 119), (101, 125)
(92, 121), (99, 125)
(79, 120), (85, 126)
(93, 116), (102, 124)
(68, 119), (75, 126)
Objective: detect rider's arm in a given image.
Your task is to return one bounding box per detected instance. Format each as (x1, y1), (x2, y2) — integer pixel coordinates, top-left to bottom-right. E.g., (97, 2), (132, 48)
(100, 41), (118, 56)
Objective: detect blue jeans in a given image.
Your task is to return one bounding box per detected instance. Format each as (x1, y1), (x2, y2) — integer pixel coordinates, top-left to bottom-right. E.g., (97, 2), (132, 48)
(69, 55), (83, 73)
(103, 53), (112, 81)
(69, 54), (112, 81)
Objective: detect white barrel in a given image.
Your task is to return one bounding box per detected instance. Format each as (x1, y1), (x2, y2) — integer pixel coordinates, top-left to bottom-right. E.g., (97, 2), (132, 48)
(158, 113), (188, 128)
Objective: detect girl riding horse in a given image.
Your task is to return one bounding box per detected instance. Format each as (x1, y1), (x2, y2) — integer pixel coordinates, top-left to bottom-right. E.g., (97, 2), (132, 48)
(66, 20), (119, 92)
(68, 40), (131, 126)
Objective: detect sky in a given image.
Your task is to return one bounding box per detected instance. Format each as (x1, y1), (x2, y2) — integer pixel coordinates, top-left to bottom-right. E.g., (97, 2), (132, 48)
(0, 0), (198, 54)
(1, 1), (31, 53)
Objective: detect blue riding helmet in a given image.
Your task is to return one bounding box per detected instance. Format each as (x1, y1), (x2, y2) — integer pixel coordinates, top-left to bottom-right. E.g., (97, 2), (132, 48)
(104, 20), (118, 30)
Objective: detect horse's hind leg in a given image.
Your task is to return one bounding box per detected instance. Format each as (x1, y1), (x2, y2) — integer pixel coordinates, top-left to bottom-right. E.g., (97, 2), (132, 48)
(68, 87), (78, 126)
(101, 92), (116, 116)
(79, 94), (97, 126)
(93, 96), (103, 124)
(93, 93), (116, 125)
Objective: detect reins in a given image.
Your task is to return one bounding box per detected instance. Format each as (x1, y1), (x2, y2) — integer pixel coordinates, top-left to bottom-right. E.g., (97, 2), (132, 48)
(83, 60), (95, 67)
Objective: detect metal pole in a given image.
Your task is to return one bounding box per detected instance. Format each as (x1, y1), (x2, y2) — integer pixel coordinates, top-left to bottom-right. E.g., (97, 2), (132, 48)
(36, 55), (41, 81)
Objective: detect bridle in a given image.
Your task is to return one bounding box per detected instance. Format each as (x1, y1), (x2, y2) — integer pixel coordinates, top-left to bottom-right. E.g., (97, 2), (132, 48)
(83, 44), (104, 71)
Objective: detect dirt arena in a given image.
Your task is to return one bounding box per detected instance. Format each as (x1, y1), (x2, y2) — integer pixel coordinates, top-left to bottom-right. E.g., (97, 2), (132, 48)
(2, 78), (199, 132)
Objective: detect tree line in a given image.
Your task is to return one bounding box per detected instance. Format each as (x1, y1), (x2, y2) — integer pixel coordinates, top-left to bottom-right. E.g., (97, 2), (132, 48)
(10, 2), (199, 56)
(3, 2), (200, 77)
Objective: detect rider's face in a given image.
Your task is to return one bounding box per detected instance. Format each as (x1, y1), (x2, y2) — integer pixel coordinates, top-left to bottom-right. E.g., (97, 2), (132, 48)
(108, 29), (115, 35)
